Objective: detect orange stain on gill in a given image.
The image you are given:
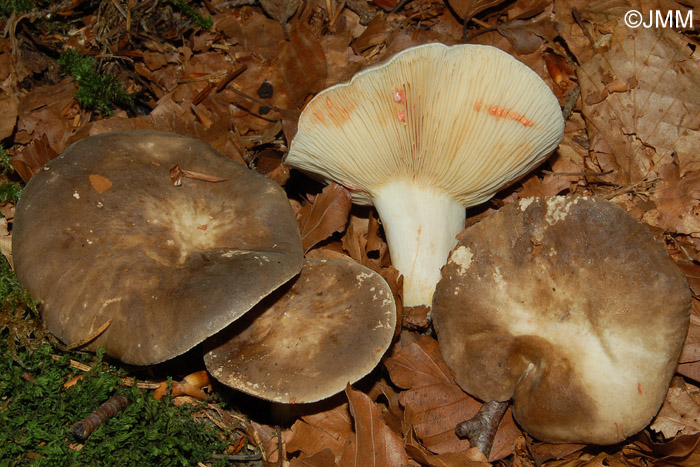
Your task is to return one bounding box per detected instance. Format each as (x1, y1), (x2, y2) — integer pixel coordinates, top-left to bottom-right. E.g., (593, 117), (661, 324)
(308, 95), (355, 126)
(638, 383), (643, 395)
(473, 101), (482, 111)
(483, 104), (534, 127)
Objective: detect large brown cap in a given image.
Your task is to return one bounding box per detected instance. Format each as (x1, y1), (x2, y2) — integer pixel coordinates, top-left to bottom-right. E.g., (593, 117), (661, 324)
(432, 196), (691, 444)
(12, 130), (303, 365)
(204, 258), (396, 403)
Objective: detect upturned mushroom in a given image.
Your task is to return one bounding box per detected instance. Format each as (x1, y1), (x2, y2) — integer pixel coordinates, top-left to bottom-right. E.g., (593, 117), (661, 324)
(12, 130), (303, 365)
(432, 196), (691, 444)
(204, 257), (396, 403)
(285, 43), (565, 307)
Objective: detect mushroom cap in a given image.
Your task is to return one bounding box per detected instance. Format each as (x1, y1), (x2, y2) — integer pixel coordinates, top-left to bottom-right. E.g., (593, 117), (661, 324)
(285, 43), (564, 207)
(12, 130), (303, 365)
(432, 196), (691, 444)
(203, 258), (396, 403)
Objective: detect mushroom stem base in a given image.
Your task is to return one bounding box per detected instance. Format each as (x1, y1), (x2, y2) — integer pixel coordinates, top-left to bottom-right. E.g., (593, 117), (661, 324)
(373, 182), (465, 307)
(456, 400), (509, 458)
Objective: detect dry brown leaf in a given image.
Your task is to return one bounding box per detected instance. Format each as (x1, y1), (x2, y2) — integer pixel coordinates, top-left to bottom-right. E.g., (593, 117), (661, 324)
(352, 14), (406, 54)
(447, 0), (507, 21)
(286, 403), (353, 461)
(299, 183), (353, 254)
(259, 0), (299, 25)
(651, 377), (700, 439)
(341, 214), (369, 263)
(275, 22), (327, 139)
(627, 431), (700, 466)
(577, 26), (700, 188)
(495, 17), (557, 55)
(0, 218), (12, 269)
(13, 134), (59, 182)
(518, 172), (573, 199)
(153, 370), (211, 401)
(385, 335), (477, 454)
(290, 448), (337, 467)
(88, 174), (113, 194)
(385, 335), (520, 460)
(339, 384), (411, 466)
(642, 164), (700, 236)
(529, 441), (585, 465)
(0, 90), (18, 141)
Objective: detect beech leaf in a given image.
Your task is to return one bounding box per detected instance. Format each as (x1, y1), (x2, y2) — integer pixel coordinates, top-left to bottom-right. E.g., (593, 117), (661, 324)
(340, 384), (410, 467)
(299, 183), (352, 254)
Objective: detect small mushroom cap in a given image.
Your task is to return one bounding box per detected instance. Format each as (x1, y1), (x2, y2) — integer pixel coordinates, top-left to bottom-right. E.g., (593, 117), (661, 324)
(13, 130), (303, 365)
(203, 258), (397, 403)
(432, 196), (691, 444)
(285, 43), (564, 206)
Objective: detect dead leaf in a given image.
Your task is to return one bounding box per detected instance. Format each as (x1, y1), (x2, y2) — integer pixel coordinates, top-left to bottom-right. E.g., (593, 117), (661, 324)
(676, 300), (700, 383)
(385, 335), (520, 461)
(153, 370), (211, 400)
(0, 90), (18, 140)
(290, 448), (338, 467)
(447, 0), (507, 21)
(577, 26), (700, 188)
(181, 169), (228, 183)
(88, 174), (113, 194)
(642, 163), (700, 236)
(385, 335), (477, 454)
(0, 218), (12, 268)
(628, 430), (700, 466)
(651, 376), (700, 439)
(286, 403), (353, 461)
(12, 134), (59, 182)
(339, 384), (410, 466)
(299, 183), (353, 254)
(259, 0), (299, 25)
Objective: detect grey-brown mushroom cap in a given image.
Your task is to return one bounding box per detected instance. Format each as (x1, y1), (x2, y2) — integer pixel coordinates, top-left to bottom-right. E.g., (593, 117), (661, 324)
(203, 258), (397, 404)
(432, 196), (691, 445)
(12, 130), (303, 365)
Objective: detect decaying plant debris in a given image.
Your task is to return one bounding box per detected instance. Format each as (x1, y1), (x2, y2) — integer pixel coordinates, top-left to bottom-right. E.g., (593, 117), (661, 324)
(1, 0), (700, 465)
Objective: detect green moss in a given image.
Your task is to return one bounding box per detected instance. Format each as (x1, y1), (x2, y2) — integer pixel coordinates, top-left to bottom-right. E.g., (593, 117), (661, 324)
(0, 0), (35, 17)
(169, 0), (212, 29)
(0, 146), (21, 203)
(58, 49), (133, 116)
(0, 343), (252, 465)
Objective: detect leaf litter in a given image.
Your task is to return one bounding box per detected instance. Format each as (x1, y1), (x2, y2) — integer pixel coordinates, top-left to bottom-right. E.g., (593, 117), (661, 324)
(1, 0), (700, 465)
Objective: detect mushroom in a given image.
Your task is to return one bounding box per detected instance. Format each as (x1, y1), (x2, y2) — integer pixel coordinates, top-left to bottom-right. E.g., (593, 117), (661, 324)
(12, 130), (303, 365)
(285, 43), (565, 307)
(432, 196), (692, 444)
(204, 257), (396, 403)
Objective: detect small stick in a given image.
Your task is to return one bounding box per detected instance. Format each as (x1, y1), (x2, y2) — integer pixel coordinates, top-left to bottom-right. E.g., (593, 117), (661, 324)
(455, 400), (509, 459)
(542, 169), (614, 177)
(72, 394), (130, 440)
(276, 425), (283, 467)
(211, 453), (262, 461)
(562, 86), (581, 121)
(572, 8), (597, 49)
(65, 319), (113, 350)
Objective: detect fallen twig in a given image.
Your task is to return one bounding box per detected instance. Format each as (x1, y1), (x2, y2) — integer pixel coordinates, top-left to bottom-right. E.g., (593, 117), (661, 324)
(72, 394), (130, 440)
